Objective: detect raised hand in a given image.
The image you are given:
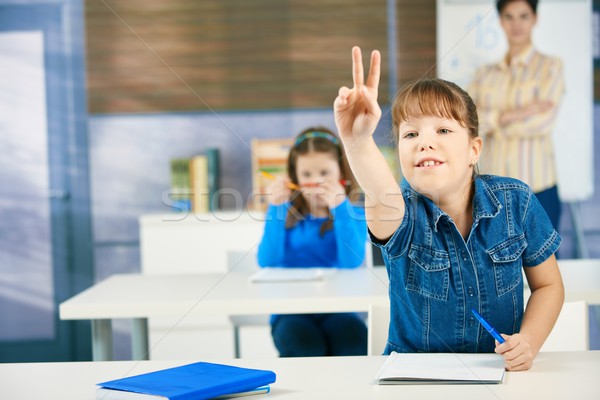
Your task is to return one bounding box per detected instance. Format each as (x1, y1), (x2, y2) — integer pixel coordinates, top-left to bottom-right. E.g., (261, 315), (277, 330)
(334, 46), (382, 147)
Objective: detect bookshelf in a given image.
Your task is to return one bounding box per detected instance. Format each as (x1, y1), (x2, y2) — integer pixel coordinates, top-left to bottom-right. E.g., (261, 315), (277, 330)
(250, 138), (293, 211)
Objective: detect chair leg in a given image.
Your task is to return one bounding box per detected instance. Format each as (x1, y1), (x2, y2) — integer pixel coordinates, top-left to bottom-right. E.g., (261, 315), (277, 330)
(233, 324), (241, 358)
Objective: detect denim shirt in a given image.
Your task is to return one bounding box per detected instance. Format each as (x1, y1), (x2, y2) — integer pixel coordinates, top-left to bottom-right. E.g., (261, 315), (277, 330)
(372, 175), (560, 354)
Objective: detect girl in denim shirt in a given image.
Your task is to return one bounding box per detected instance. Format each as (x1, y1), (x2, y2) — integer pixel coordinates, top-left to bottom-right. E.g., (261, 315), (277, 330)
(333, 47), (564, 371)
(257, 127), (368, 357)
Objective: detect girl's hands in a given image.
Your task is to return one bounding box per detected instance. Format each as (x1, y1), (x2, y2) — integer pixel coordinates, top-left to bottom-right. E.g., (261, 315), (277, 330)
(302, 180), (347, 210)
(494, 333), (536, 371)
(265, 176), (347, 210)
(265, 176), (292, 206)
(334, 46), (382, 147)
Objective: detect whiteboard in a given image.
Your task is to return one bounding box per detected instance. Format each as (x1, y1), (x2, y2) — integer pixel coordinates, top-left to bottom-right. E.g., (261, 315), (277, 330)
(436, 0), (593, 202)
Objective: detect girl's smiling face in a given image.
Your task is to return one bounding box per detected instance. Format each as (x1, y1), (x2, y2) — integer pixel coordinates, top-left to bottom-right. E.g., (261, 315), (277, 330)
(398, 115), (481, 202)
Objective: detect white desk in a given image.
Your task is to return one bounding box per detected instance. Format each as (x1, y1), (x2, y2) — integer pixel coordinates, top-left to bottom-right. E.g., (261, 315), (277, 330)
(61, 259), (600, 361)
(523, 259), (600, 305)
(1, 352), (598, 399)
(59, 268), (390, 361)
(557, 258), (600, 302)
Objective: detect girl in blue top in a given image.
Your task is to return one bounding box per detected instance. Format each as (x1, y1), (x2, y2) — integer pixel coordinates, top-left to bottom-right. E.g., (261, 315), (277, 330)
(333, 47), (564, 371)
(257, 127), (368, 357)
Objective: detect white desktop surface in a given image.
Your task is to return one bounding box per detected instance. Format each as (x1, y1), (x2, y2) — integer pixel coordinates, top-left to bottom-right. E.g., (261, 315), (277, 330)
(59, 267), (389, 319)
(523, 259), (600, 304)
(60, 259), (599, 320)
(557, 259), (600, 303)
(59, 259), (600, 361)
(59, 267), (389, 360)
(0, 352), (598, 400)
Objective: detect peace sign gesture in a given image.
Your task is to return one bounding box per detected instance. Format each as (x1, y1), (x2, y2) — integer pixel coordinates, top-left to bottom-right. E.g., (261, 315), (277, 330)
(333, 46), (382, 148)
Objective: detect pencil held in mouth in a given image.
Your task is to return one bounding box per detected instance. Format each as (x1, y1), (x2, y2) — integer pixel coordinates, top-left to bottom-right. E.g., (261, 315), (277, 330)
(299, 180), (350, 188)
(260, 170), (349, 190)
(260, 170), (301, 190)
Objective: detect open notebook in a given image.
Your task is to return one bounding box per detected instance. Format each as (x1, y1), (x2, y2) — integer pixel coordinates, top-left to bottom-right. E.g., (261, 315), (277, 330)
(375, 352), (505, 384)
(249, 267), (328, 283)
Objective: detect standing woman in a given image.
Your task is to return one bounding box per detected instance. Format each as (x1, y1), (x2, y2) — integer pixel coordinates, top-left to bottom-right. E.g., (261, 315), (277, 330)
(469, 0), (565, 231)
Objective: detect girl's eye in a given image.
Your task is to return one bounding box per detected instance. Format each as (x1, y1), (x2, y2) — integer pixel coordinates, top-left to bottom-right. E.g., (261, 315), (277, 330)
(438, 128), (451, 135)
(403, 132), (417, 139)
(320, 170), (329, 177)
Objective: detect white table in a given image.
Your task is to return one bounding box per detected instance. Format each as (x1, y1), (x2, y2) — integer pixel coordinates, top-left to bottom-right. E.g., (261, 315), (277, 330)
(0, 352), (598, 399)
(59, 267), (390, 361)
(61, 259), (600, 361)
(556, 258), (600, 302)
(522, 259), (600, 314)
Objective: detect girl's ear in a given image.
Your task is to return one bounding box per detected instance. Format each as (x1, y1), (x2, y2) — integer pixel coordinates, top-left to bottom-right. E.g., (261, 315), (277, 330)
(470, 137), (483, 165)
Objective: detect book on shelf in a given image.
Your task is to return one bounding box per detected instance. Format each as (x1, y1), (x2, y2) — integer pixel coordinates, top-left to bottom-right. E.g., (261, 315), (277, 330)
(250, 138), (294, 211)
(169, 158), (192, 212)
(375, 352), (505, 384)
(189, 155), (209, 214)
(205, 147), (220, 211)
(96, 361), (276, 400)
(173, 148), (220, 214)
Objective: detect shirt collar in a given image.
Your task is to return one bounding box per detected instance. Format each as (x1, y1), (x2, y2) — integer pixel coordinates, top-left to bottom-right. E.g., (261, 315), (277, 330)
(401, 176), (502, 231)
(499, 44), (536, 69)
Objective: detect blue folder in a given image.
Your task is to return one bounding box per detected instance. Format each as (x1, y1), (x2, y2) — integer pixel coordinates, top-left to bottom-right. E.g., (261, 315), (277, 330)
(97, 361), (276, 400)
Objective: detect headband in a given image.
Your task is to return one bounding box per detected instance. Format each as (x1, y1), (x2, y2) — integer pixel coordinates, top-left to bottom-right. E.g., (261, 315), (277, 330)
(294, 131), (339, 146)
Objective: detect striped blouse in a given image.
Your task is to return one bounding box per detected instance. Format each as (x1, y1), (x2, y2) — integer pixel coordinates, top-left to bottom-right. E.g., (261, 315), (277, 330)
(468, 45), (565, 193)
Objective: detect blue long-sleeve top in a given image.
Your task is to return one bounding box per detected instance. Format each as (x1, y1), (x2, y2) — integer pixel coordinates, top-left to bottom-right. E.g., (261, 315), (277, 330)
(257, 199), (367, 268)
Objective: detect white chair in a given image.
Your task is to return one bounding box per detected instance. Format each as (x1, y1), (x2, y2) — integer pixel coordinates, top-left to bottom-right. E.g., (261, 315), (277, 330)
(541, 300), (589, 352)
(367, 301), (589, 355)
(227, 250), (277, 358)
(139, 211), (265, 360)
(367, 303), (390, 356)
(231, 239), (377, 358)
(526, 258), (598, 351)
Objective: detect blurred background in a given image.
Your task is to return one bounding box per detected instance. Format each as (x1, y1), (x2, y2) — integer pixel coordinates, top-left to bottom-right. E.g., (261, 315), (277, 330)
(1, 0), (599, 362)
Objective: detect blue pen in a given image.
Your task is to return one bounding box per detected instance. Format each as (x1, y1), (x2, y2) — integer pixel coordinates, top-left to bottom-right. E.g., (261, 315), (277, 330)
(471, 308), (505, 344)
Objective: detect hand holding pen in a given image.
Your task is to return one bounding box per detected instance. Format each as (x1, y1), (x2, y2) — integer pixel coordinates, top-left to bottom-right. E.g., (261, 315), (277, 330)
(471, 309), (536, 372)
(471, 308), (504, 343)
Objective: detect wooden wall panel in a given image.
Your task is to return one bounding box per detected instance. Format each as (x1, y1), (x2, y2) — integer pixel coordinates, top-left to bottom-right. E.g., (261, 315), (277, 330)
(85, 0), (389, 113)
(395, 0), (437, 87)
(85, 0), (598, 113)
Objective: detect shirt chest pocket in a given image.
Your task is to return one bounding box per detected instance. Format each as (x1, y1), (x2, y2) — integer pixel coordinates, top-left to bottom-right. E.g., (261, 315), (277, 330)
(406, 245), (450, 301)
(486, 235), (527, 296)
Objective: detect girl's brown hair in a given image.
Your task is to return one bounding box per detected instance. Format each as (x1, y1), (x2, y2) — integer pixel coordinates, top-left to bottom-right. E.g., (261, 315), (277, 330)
(391, 78), (479, 142)
(285, 127), (359, 236)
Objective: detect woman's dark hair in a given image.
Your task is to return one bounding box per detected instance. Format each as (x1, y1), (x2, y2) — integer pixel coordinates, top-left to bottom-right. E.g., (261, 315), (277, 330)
(496, 0), (538, 14)
(285, 126), (358, 236)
